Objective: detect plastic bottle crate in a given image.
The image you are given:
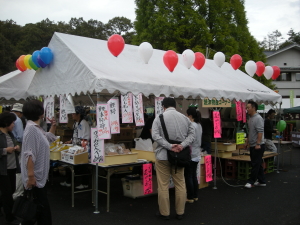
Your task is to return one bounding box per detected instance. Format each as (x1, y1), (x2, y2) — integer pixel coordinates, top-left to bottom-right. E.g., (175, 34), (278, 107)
(237, 161), (252, 180)
(225, 170), (237, 179)
(266, 158), (274, 167)
(237, 173), (251, 180)
(266, 166), (274, 173)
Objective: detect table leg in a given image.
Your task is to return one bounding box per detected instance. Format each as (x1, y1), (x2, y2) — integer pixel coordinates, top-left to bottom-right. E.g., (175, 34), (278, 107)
(106, 169), (114, 212)
(71, 165), (74, 207)
(94, 164), (100, 214)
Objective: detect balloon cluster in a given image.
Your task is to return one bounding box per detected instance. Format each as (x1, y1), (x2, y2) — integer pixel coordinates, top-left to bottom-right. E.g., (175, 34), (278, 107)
(16, 47), (54, 72)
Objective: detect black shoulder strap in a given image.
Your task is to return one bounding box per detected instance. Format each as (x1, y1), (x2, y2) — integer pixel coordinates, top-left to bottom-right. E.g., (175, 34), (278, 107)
(159, 114), (170, 142)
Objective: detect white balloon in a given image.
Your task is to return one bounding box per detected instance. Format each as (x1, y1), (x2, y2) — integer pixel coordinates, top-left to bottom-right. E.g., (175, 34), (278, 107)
(245, 60), (257, 77)
(213, 52), (225, 67)
(182, 49), (195, 69)
(264, 66), (274, 80)
(138, 42), (153, 64)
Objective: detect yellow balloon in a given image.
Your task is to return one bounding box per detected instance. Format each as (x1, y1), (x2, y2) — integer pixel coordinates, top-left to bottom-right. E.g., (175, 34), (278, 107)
(24, 55), (32, 69)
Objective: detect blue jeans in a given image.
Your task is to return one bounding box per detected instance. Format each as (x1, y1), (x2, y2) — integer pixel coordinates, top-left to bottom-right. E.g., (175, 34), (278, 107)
(184, 161), (199, 200)
(248, 145), (266, 184)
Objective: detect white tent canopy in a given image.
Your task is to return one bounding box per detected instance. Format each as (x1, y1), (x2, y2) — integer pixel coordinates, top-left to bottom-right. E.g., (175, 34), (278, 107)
(1, 32), (281, 104)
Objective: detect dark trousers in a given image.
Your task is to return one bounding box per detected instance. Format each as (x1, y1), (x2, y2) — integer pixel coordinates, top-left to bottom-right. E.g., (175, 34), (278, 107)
(184, 161), (199, 200)
(202, 141), (211, 154)
(22, 185), (52, 225)
(0, 169), (16, 222)
(248, 145), (266, 184)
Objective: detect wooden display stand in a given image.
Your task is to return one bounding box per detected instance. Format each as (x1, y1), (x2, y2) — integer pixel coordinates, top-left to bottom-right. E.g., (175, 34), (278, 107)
(131, 149), (156, 162)
(102, 153), (138, 166)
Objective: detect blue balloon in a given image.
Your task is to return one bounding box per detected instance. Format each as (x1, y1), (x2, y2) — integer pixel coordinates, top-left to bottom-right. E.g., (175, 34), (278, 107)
(40, 47), (53, 65)
(32, 51), (41, 68)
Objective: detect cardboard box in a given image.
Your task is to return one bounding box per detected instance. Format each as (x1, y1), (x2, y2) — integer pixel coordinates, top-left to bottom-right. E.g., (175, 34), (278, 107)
(50, 151), (61, 160)
(60, 150), (88, 164)
(211, 151), (233, 158)
(199, 175), (209, 189)
(56, 128), (73, 136)
(102, 153), (138, 166)
(131, 149), (156, 162)
(110, 127), (134, 141)
(211, 142), (236, 151)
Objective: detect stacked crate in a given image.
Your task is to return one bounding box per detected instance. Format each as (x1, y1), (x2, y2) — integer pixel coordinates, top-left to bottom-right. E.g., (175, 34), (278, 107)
(224, 159), (237, 179)
(237, 161), (252, 180)
(266, 157), (275, 173)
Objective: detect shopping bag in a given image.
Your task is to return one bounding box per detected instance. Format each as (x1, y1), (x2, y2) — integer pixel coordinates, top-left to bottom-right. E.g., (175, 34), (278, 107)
(134, 138), (153, 151)
(12, 190), (37, 223)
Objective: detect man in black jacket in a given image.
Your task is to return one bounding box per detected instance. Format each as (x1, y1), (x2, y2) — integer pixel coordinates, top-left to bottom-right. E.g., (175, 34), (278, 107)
(264, 109), (278, 153)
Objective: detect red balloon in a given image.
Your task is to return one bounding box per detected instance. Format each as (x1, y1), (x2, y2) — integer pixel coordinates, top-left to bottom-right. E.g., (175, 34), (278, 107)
(163, 50), (178, 72)
(107, 34), (125, 57)
(255, 61), (265, 76)
(193, 52), (206, 70)
(18, 55), (27, 71)
(271, 66), (281, 80)
(230, 54), (242, 70)
(16, 59), (26, 72)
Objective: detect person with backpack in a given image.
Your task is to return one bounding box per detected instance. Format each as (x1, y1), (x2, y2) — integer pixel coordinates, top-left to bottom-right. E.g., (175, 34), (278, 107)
(152, 98), (195, 220)
(185, 107), (202, 203)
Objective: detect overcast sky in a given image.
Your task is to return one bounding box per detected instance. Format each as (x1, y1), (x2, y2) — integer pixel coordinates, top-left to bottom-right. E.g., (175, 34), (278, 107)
(0, 0), (299, 42)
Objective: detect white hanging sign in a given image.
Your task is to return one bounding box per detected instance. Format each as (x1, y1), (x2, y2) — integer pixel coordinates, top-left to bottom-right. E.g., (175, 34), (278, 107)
(59, 95), (68, 123)
(133, 93), (145, 126)
(121, 93), (133, 123)
(96, 103), (111, 139)
(108, 98), (120, 134)
(155, 97), (164, 117)
(45, 96), (54, 123)
(91, 128), (105, 164)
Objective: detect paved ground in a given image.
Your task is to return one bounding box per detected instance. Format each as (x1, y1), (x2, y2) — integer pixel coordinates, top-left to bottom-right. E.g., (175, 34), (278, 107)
(1, 145), (300, 225)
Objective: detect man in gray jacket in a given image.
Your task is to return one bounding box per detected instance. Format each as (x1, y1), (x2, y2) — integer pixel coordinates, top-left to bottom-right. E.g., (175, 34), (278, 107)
(152, 97), (195, 220)
(244, 100), (266, 188)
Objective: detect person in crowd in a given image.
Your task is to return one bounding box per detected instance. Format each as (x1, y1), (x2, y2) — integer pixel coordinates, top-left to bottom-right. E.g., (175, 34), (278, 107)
(140, 116), (155, 143)
(21, 100), (57, 225)
(185, 107), (202, 203)
(264, 109), (278, 153)
(61, 106), (91, 189)
(144, 109), (149, 121)
(152, 97), (195, 220)
(201, 116), (213, 154)
(0, 112), (20, 225)
(11, 103), (24, 145)
(244, 100), (266, 188)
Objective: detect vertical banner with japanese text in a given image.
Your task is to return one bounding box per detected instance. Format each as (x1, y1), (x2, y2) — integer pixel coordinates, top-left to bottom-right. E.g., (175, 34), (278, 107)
(213, 111), (221, 138)
(235, 100), (242, 121)
(155, 97), (164, 117)
(242, 102), (246, 123)
(133, 93), (145, 126)
(59, 95), (68, 123)
(121, 93), (133, 123)
(143, 163), (153, 195)
(108, 98), (120, 134)
(96, 104), (111, 139)
(91, 128), (105, 164)
(44, 96), (54, 123)
(205, 155), (213, 182)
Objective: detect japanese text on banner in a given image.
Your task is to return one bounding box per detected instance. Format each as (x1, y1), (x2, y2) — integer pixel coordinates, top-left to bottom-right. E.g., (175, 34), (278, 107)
(155, 97), (164, 117)
(236, 132), (245, 145)
(242, 102), (246, 123)
(235, 100), (242, 121)
(91, 128), (105, 163)
(121, 93), (133, 123)
(59, 95), (68, 123)
(96, 104), (111, 139)
(44, 96), (54, 123)
(205, 155), (213, 182)
(108, 98), (120, 134)
(213, 111), (221, 138)
(133, 93), (145, 126)
(143, 163), (153, 195)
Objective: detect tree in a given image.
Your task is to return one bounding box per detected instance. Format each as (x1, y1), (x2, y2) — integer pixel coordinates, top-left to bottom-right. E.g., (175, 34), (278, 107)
(279, 28), (300, 49)
(106, 17), (135, 44)
(259, 30), (284, 51)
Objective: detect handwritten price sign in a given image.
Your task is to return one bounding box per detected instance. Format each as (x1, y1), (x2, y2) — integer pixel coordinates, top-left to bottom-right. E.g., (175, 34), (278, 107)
(213, 111), (221, 138)
(133, 93), (145, 126)
(155, 97), (164, 117)
(242, 102), (246, 123)
(236, 132), (245, 145)
(96, 104), (111, 139)
(121, 93), (133, 123)
(59, 95), (68, 123)
(143, 163), (153, 195)
(91, 128), (105, 163)
(108, 98), (120, 134)
(235, 100), (242, 121)
(44, 96), (54, 124)
(205, 155), (213, 182)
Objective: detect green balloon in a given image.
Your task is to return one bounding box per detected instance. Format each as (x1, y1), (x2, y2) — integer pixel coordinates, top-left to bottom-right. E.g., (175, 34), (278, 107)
(29, 56), (39, 71)
(276, 120), (286, 132)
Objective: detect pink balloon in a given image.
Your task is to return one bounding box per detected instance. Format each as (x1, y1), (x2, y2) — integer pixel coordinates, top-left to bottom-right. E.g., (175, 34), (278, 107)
(271, 66), (281, 80)
(163, 50), (178, 72)
(230, 54), (242, 70)
(256, 61), (265, 76)
(107, 34), (125, 57)
(193, 52), (206, 70)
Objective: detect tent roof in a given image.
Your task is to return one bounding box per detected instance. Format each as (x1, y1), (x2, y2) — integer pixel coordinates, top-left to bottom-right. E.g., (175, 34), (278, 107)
(283, 106), (300, 114)
(2, 32), (281, 104)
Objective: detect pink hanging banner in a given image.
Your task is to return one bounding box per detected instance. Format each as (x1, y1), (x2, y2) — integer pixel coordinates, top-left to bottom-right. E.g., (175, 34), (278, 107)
(133, 93), (145, 126)
(96, 104), (111, 139)
(143, 163), (153, 195)
(90, 128), (105, 164)
(235, 100), (242, 121)
(205, 155), (213, 182)
(213, 111), (221, 138)
(242, 102), (246, 123)
(108, 98), (120, 134)
(121, 93), (133, 123)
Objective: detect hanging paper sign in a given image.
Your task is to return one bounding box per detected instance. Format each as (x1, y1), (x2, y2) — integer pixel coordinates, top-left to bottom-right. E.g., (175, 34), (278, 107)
(59, 95), (68, 123)
(202, 98), (231, 107)
(96, 104), (111, 139)
(45, 96), (54, 123)
(213, 111), (221, 138)
(91, 128), (105, 163)
(143, 163), (153, 195)
(133, 93), (145, 126)
(242, 102), (246, 123)
(108, 98), (120, 134)
(236, 132), (245, 145)
(205, 155), (213, 182)
(65, 95), (75, 114)
(155, 97), (164, 117)
(121, 93), (133, 123)
(235, 100), (242, 121)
